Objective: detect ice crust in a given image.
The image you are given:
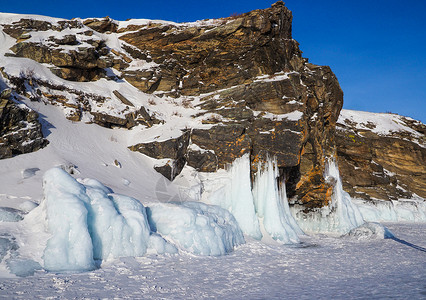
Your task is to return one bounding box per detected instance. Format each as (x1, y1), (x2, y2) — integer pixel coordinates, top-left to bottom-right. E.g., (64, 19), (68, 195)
(354, 199), (426, 222)
(147, 201), (245, 256)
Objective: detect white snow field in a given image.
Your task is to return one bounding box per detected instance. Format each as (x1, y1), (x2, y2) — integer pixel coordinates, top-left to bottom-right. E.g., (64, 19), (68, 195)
(0, 12), (425, 299)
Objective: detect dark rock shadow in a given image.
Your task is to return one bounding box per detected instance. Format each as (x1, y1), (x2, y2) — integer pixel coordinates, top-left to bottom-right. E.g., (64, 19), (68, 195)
(37, 111), (55, 138)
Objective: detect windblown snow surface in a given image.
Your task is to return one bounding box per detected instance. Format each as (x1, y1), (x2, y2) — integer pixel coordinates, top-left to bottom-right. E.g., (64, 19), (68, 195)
(0, 13), (425, 299)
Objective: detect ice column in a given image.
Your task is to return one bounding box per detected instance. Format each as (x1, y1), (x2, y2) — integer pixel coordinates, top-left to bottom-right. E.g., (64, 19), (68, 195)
(252, 157), (302, 243)
(42, 168), (96, 272)
(203, 154), (262, 239)
(326, 158), (365, 232)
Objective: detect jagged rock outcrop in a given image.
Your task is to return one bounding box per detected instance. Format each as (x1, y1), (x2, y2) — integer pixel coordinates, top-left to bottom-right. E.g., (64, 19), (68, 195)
(336, 110), (426, 201)
(124, 2), (343, 208)
(83, 17), (118, 33)
(0, 84), (48, 158)
(3, 18), (126, 81)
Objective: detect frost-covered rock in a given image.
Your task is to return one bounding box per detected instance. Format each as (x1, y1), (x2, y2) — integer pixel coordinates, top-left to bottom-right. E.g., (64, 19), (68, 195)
(146, 202), (245, 256)
(343, 222), (394, 240)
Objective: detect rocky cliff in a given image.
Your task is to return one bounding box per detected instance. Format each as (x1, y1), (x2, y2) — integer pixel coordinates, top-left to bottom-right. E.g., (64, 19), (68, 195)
(336, 109), (425, 201)
(0, 2), (424, 208)
(119, 2), (344, 208)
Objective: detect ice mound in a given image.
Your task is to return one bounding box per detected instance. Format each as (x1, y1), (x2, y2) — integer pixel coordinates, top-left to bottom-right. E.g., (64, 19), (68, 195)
(343, 222), (395, 240)
(146, 201), (245, 256)
(252, 157), (302, 243)
(291, 158), (365, 235)
(42, 168), (96, 272)
(202, 154), (262, 239)
(41, 168), (154, 272)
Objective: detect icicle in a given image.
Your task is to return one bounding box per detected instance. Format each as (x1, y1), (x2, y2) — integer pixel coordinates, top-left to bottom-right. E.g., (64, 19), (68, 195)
(202, 154), (262, 240)
(252, 156), (302, 243)
(326, 157), (364, 231)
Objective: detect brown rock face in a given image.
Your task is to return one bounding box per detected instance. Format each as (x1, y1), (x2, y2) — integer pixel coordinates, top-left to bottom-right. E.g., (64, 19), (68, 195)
(119, 1), (296, 97)
(127, 2), (344, 208)
(336, 111), (426, 200)
(83, 17), (118, 33)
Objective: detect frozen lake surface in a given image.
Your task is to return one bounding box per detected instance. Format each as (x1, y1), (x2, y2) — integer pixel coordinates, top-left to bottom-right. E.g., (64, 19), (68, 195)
(1, 222), (424, 299)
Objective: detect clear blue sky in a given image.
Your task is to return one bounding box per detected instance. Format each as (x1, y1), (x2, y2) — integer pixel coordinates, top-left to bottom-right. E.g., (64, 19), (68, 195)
(1, 0), (425, 122)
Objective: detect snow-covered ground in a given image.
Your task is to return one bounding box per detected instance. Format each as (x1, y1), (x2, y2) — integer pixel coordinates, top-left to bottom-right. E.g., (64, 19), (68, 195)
(0, 223), (424, 299)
